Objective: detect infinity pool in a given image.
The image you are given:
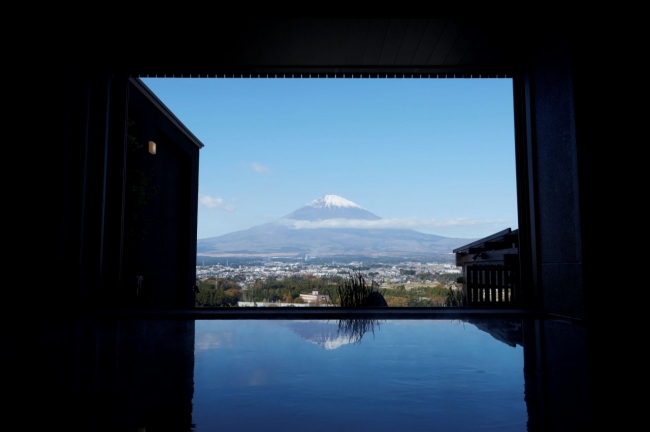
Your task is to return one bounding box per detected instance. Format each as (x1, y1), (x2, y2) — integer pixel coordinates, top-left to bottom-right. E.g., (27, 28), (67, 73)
(193, 319), (527, 431)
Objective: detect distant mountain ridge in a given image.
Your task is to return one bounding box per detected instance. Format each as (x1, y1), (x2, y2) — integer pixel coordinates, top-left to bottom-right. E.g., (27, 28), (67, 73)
(197, 195), (475, 258)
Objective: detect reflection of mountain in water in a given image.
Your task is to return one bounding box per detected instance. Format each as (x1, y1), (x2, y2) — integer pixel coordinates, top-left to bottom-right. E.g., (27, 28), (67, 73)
(284, 321), (354, 350)
(285, 319), (382, 350)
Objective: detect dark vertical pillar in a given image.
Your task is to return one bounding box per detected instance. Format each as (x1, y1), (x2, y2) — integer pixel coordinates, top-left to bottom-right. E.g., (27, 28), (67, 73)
(46, 58), (130, 311)
(530, 39), (584, 319)
(54, 66), (112, 310)
(513, 67), (541, 310)
(80, 72), (112, 307)
(101, 73), (130, 308)
(185, 135), (200, 308)
(515, 22), (586, 319)
(56, 63), (93, 311)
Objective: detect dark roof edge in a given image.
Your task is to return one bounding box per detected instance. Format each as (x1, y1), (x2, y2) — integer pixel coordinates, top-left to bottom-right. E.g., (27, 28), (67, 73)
(129, 77), (205, 149)
(136, 66), (514, 79)
(453, 228), (514, 253)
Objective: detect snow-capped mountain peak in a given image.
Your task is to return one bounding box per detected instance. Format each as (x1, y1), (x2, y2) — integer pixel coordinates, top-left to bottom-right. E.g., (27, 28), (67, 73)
(306, 195), (363, 209)
(284, 195), (380, 221)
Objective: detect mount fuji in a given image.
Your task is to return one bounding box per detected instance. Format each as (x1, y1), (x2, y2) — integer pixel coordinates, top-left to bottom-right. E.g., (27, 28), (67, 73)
(283, 195), (380, 222)
(197, 195), (474, 259)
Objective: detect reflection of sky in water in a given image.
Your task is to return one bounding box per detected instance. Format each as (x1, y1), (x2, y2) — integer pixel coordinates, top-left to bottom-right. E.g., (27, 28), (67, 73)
(193, 320), (526, 431)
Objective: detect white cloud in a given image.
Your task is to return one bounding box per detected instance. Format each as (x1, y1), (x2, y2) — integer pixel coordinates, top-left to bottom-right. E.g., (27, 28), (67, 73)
(251, 162), (271, 174)
(200, 195), (235, 210)
(286, 217), (506, 231)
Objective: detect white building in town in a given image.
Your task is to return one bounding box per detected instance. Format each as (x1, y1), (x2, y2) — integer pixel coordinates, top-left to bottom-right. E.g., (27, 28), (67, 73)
(299, 290), (330, 304)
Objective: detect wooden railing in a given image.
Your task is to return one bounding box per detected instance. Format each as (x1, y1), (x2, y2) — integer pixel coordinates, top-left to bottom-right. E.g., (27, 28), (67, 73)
(465, 261), (520, 307)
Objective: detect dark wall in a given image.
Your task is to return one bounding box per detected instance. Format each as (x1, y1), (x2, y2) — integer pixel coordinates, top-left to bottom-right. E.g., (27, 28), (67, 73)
(37, 61), (199, 311)
(122, 81), (200, 309)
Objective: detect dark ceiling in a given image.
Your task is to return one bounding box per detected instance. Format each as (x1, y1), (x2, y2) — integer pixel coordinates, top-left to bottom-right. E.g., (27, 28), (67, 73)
(87, 18), (559, 78)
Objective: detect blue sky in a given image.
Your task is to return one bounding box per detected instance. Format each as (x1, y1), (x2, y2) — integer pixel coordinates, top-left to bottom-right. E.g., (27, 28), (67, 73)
(141, 78), (517, 240)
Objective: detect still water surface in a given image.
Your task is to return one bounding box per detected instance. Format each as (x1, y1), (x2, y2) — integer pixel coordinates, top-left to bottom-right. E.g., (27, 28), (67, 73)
(193, 319), (526, 431)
